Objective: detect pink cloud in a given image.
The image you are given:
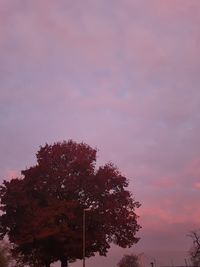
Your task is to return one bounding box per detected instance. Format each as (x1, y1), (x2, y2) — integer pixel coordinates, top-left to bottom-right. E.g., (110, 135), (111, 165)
(141, 200), (194, 230)
(140, 206), (187, 226)
(152, 176), (176, 188)
(185, 157), (200, 178)
(5, 170), (18, 180)
(194, 182), (200, 189)
(151, 0), (200, 18)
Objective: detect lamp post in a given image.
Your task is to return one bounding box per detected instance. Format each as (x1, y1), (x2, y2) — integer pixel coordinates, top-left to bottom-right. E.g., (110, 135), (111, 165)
(83, 208), (91, 267)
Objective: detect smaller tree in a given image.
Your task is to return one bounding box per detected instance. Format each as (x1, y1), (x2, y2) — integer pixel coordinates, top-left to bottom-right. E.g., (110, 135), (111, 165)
(189, 230), (200, 267)
(118, 253), (140, 267)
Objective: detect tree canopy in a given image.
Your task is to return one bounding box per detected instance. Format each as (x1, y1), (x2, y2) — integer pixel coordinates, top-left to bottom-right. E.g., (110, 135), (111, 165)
(118, 253), (140, 267)
(0, 140), (141, 267)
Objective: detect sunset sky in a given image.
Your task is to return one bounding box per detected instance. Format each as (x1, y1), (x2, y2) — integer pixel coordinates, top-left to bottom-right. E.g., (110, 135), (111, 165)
(1, 1), (200, 266)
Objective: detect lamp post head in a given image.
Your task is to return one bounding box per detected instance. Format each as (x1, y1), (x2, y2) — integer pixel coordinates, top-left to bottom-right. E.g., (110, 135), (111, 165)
(84, 207), (92, 212)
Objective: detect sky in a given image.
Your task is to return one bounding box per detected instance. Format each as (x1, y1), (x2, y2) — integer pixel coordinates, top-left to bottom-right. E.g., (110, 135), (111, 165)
(1, 0), (200, 266)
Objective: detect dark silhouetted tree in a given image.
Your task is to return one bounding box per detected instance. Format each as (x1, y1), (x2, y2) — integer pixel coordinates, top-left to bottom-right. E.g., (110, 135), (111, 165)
(189, 230), (200, 267)
(0, 140), (141, 267)
(118, 253), (140, 267)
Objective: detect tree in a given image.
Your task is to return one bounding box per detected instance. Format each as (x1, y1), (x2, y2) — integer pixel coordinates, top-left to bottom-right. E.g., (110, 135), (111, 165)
(189, 230), (200, 266)
(0, 140), (141, 267)
(118, 253), (140, 267)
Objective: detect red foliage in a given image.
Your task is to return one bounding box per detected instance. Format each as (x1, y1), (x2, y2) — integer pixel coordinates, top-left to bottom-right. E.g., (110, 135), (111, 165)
(0, 140), (141, 266)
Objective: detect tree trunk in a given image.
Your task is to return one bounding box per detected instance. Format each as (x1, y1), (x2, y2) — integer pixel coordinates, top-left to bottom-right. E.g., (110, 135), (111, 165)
(45, 262), (50, 267)
(61, 257), (68, 267)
